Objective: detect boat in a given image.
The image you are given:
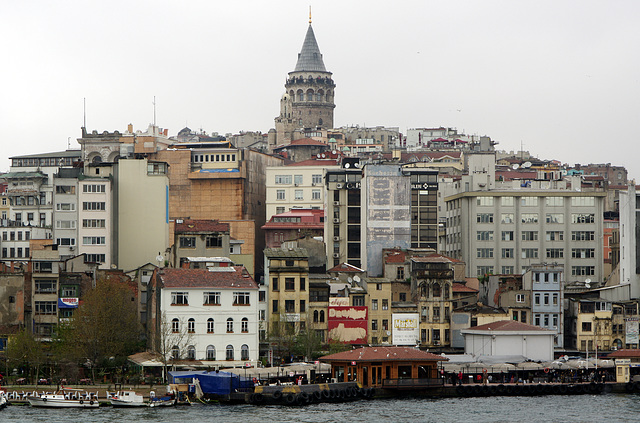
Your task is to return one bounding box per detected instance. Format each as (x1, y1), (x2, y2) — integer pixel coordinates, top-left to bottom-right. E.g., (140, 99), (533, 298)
(0, 390), (7, 409)
(110, 390), (147, 407)
(27, 388), (99, 408)
(148, 390), (176, 408)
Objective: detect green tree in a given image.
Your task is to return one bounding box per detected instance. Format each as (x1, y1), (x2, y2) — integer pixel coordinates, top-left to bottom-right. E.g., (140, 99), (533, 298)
(5, 328), (46, 384)
(292, 328), (323, 362)
(57, 278), (142, 381)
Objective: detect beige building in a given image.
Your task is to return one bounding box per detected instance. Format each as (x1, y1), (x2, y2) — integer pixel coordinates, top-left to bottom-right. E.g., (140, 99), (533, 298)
(265, 157), (339, 221)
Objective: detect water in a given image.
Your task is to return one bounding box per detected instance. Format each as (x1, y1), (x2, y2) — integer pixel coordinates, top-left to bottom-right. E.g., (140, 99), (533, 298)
(2, 394), (639, 423)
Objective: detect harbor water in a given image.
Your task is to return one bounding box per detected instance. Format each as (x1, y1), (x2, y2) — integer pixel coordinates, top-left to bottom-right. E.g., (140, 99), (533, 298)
(2, 394), (640, 423)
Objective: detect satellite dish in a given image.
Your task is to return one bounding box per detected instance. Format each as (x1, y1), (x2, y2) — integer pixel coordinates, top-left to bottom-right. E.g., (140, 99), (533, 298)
(523, 161), (532, 168)
(512, 164), (519, 170)
(321, 153), (326, 158)
(354, 275), (361, 282)
(332, 150), (337, 155)
(386, 331), (391, 336)
(354, 162), (360, 168)
(344, 163), (350, 168)
(347, 277), (353, 283)
(585, 278), (592, 288)
(156, 255), (164, 263)
(317, 154), (321, 158)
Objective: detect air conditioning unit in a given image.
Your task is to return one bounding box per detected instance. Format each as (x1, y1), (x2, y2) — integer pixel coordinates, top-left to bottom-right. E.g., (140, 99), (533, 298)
(69, 246), (75, 251)
(433, 340), (440, 346)
(294, 183), (299, 186)
(333, 218), (340, 223)
(333, 201), (340, 206)
(333, 236), (340, 241)
(332, 253), (340, 258)
(311, 182), (316, 186)
(336, 183), (343, 189)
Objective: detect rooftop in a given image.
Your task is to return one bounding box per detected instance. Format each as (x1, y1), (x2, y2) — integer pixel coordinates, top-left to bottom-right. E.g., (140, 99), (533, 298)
(467, 320), (553, 332)
(327, 263), (365, 273)
(264, 247), (309, 259)
(158, 266), (257, 289)
(320, 346), (446, 362)
(175, 219), (230, 234)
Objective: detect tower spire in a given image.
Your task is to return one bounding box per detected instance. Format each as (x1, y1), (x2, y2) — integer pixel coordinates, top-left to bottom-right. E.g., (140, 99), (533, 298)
(309, 6), (312, 24)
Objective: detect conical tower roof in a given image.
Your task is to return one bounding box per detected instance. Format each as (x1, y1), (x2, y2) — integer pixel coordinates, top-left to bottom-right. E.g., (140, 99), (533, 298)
(294, 24), (327, 72)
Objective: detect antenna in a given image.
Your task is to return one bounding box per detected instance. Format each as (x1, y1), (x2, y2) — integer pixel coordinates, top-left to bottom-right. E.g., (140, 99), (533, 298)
(83, 97), (86, 129)
(153, 96), (156, 126)
(309, 5), (312, 24)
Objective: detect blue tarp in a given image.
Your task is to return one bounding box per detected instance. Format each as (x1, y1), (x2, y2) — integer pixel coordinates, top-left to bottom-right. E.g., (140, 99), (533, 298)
(168, 370), (253, 396)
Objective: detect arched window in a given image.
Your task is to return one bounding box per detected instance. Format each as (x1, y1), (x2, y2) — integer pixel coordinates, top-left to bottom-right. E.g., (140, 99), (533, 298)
(318, 118), (323, 126)
(320, 310), (325, 323)
(433, 283), (441, 297)
(326, 90), (331, 102)
(241, 317), (249, 333)
(171, 346), (180, 360)
(444, 283), (450, 299)
(226, 345), (234, 361)
(227, 318), (234, 333)
(241, 344), (249, 361)
(316, 92), (322, 101)
(172, 318), (180, 333)
(207, 318), (214, 333)
(188, 318), (195, 333)
(307, 90), (314, 101)
(289, 90), (295, 97)
(297, 90), (304, 102)
(187, 345), (196, 360)
(313, 310), (319, 323)
(206, 345), (216, 360)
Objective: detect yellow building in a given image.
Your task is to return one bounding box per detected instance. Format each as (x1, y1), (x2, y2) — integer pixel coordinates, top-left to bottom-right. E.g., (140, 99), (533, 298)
(366, 277), (393, 345)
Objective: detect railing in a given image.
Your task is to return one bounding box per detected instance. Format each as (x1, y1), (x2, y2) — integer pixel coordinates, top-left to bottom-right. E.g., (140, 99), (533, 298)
(382, 378), (444, 389)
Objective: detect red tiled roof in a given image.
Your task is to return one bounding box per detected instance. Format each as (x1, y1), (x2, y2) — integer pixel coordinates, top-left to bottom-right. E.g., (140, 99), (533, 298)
(320, 346), (446, 362)
(275, 138), (328, 149)
(469, 320), (552, 332)
(158, 266), (257, 289)
(452, 282), (478, 293)
(384, 251), (407, 264)
(607, 349), (640, 358)
(327, 263), (364, 273)
(175, 219), (230, 233)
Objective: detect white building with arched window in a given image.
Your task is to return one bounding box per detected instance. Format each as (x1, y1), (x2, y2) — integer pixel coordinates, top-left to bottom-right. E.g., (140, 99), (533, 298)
(151, 266), (259, 368)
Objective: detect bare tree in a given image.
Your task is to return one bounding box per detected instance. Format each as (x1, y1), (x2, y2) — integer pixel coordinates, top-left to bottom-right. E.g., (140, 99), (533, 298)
(154, 312), (194, 382)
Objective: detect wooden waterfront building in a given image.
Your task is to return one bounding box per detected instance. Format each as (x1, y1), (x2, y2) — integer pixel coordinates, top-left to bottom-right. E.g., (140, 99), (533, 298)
(320, 346), (447, 389)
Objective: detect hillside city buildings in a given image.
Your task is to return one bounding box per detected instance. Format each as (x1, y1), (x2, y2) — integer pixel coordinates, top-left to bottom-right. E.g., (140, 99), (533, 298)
(1, 18), (640, 370)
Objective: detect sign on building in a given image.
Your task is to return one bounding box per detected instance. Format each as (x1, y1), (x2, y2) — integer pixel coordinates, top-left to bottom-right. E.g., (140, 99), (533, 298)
(329, 297), (349, 307)
(626, 318), (639, 345)
(328, 306), (368, 344)
(392, 313), (419, 345)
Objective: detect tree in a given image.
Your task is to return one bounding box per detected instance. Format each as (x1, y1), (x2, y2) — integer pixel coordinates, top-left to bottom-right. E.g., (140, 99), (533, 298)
(292, 329), (323, 362)
(267, 308), (298, 364)
(56, 278), (142, 382)
(153, 312), (194, 383)
(5, 328), (45, 383)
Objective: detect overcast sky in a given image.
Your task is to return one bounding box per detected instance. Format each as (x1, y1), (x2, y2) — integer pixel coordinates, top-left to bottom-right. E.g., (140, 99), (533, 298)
(2, 1), (639, 180)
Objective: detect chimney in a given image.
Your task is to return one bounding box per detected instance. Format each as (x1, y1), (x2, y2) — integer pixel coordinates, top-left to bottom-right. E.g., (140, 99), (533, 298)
(128, 123), (134, 133)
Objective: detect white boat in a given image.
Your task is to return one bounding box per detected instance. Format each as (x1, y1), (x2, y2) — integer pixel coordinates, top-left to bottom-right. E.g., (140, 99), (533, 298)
(110, 390), (147, 407)
(148, 390), (176, 408)
(0, 390), (7, 409)
(27, 389), (99, 408)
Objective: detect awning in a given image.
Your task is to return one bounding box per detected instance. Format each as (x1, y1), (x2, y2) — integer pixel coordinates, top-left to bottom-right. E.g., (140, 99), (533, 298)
(58, 298), (78, 308)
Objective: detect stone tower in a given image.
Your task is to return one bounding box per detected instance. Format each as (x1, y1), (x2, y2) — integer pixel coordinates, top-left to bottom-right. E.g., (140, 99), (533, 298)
(274, 18), (335, 147)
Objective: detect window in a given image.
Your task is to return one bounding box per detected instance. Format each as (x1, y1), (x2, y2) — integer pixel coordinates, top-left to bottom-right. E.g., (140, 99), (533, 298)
(582, 322), (592, 332)
(534, 314), (540, 326)
(35, 280), (57, 293)
(227, 318), (234, 333)
(312, 174), (322, 184)
(372, 299), (378, 310)
(242, 317), (249, 333)
(476, 197), (494, 206)
(572, 231), (595, 241)
(477, 266), (494, 276)
(56, 203), (75, 211)
(522, 231), (538, 241)
(82, 219), (106, 228)
(84, 254), (105, 263)
(276, 206), (285, 214)
(226, 345), (234, 360)
(241, 344), (249, 361)
(572, 213), (595, 224)
(312, 189), (321, 200)
(206, 236), (223, 248)
(572, 248), (595, 259)
(521, 248), (538, 259)
(294, 190), (303, 200)
(397, 266), (405, 280)
(82, 202), (105, 211)
(502, 266), (515, 274)
(206, 345), (215, 360)
(285, 300), (295, 313)
(521, 197), (538, 206)
(83, 184), (106, 193)
(534, 294), (540, 305)
(147, 162), (167, 175)
(188, 318), (195, 333)
(477, 213), (493, 223)
(56, 220), (76, 229)
(501, 213), (514, 224)
(502, 248), (514, 258)
(553, 294), (558, 305)
(571, 197), (595, 206)
(35, 301), (57, 315)
(172, 318), (180, 333)
(477, 248), (494, 258)
(546, 231), (564, 241)
(546, 248), (564, 258)
(233, 292), (250, 305)
(546, 213), (564, 224)
(320, 310), (325, 322)
(207, 318), (215, 333)
(572, 266), (595, 276)
(300, 299), (306, 313)
(544, 315), (549, 326)
(399, 293), (407, 302)
(502, 197), (514, 206)
(179, 237), (196, 248)
(521, 213), (538, 223)
(544, 294), (549, 305)
(521, 311), (527, 323)
(171, 292), (189, 305)
(172, 346), (180, 360)
(300, 277), (306, 291)
(272, 300), (278, 313)
(285, 278), (295, 290)
(382, 299), (389, 310)
(204, 292), (221, 305)
(372, 319), (378, 331)
(272, 277), (278, 291)
(259, 291), (266, 302)
(552, 315), (558, 327)
(502, 231), (514, 241)
(82, 236), (105, 245)
(382, 319), (389, 330)
(276, 190), (285, 200)
(545, 197), (564, 206)
(477, 231), (494, 241)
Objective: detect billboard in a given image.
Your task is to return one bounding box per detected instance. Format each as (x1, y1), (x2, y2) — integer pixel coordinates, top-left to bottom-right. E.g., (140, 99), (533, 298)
(626, 318), (639, 344)
(392, 313), (419, 345)
(328, 306), (368, 344)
